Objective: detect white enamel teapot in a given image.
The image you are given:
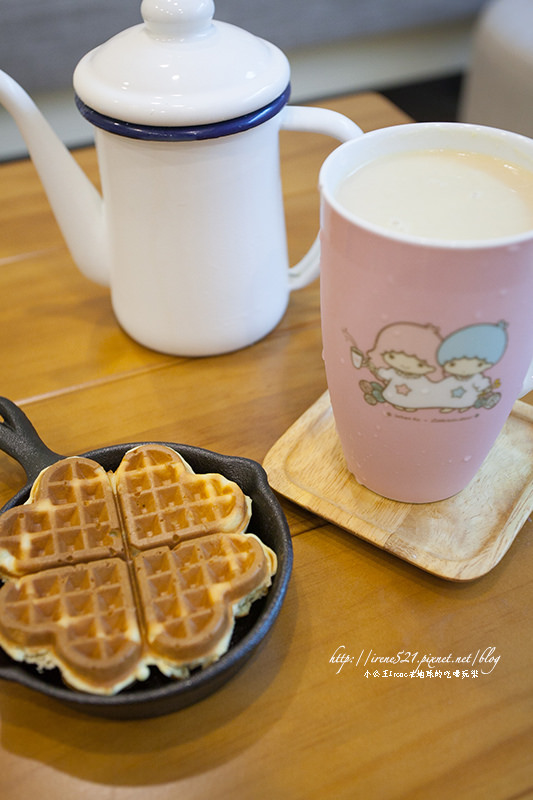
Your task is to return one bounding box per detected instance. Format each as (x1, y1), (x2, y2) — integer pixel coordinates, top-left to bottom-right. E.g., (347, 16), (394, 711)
(0, 0), (361, 356)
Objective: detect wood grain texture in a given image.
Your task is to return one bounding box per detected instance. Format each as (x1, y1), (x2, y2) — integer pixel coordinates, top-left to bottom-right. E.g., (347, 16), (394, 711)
(0, 92), (531, 800)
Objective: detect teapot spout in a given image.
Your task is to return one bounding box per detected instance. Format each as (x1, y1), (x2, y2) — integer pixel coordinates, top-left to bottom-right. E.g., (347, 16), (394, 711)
(0, 70), (109, 285)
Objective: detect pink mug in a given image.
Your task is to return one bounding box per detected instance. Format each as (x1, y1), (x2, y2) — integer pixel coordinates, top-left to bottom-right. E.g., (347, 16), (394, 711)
(319, 122), (533, 503)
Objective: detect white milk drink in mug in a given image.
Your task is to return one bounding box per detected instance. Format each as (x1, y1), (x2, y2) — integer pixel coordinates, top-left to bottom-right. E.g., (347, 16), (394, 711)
(335, 149), (533, 241)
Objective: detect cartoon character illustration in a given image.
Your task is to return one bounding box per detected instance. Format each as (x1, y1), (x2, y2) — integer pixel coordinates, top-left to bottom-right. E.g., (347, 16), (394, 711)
(347, 320), (508, 413)
(354, 322), (443, 411)
(435, 321), (507, 411)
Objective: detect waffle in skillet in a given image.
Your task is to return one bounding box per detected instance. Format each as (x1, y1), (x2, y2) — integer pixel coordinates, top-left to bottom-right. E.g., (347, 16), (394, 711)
(114, 443), (252, 551)
(0, 445), (276, 694)
(0, 457), (123, 577)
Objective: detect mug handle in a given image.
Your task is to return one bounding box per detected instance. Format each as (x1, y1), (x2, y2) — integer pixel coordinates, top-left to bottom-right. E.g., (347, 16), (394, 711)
(280, 105), (363, 290)
(520, 356), (533, 397)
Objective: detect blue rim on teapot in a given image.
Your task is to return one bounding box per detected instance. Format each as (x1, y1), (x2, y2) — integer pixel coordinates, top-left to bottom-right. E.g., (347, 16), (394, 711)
(75, 84), (291, 141)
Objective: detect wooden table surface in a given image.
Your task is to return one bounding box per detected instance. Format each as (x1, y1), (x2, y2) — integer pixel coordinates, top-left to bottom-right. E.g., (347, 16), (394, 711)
(0, 92), (532, 800)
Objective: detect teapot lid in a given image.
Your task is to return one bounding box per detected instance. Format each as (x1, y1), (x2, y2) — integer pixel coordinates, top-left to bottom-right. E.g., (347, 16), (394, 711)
(73, 0), (290, 135)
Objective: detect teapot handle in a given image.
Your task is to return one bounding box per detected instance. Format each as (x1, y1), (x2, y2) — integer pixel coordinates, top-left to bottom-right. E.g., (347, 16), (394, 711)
(281, 106), (363, 290)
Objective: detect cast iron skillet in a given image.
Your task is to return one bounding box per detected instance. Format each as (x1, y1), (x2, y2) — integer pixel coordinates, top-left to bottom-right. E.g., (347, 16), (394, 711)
(0, 397), (292, 719)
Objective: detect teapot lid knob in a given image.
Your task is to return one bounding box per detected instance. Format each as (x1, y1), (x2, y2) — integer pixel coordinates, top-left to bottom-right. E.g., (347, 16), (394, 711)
(141, 0), (215, 38)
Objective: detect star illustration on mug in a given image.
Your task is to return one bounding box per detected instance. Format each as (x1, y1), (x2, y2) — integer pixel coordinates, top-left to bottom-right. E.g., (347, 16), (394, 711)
(395, 384), (411, 396)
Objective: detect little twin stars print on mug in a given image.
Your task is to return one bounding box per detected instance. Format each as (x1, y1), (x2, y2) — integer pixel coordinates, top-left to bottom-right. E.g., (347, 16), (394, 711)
(345, 320), (508, 415)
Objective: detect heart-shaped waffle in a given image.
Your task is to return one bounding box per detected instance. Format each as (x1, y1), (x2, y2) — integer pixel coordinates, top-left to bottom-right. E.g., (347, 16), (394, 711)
(0, 446), (276, 695)
(0, 457), (123, 576)
(0, 558), (145, 694)
(136, 533), (277, 675)
(115, 444), (252, 550)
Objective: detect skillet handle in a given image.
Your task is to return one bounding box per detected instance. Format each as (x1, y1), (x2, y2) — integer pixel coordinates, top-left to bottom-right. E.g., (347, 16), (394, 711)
(0, 397), (64, 484)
